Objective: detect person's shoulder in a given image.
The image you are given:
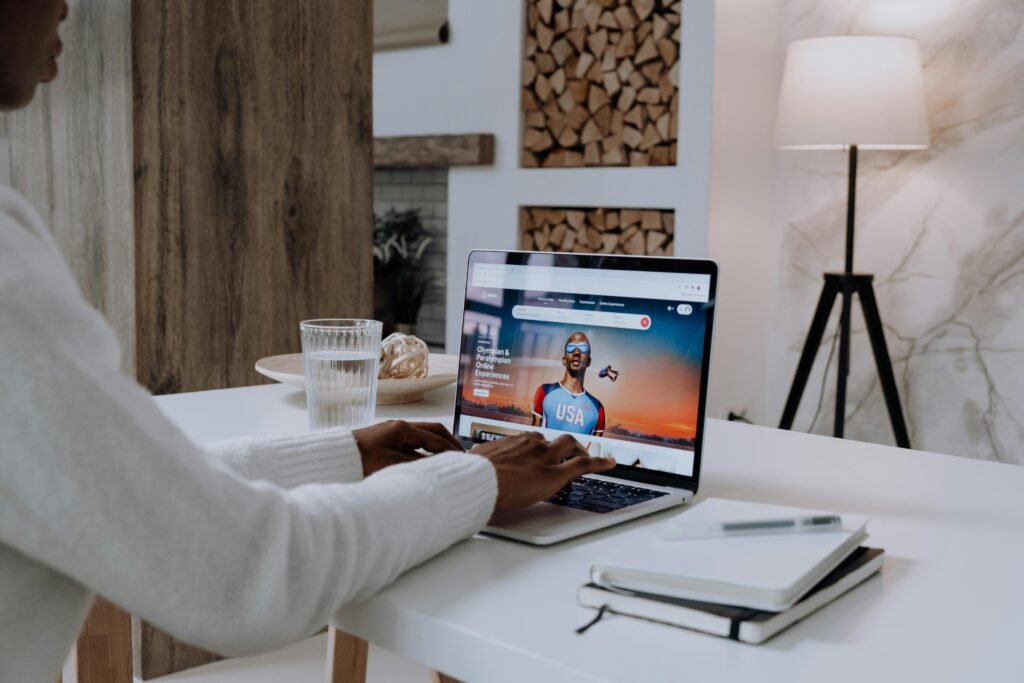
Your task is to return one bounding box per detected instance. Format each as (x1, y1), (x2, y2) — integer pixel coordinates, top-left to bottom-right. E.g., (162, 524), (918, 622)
(0, 184), (61, 265)
(0, 184), (83, 306)
(584, 391), (604, 408)
(0, 184), (49, 238)
(538, 382), (561, 396)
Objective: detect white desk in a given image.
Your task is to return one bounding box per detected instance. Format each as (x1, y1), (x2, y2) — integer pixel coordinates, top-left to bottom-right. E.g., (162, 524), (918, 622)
(156, 383), (1024, 683)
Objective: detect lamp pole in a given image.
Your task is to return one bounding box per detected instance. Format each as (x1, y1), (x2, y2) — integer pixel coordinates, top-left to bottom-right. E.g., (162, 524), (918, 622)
(834, 144), (858, 437)
(844, 145), (858, 274)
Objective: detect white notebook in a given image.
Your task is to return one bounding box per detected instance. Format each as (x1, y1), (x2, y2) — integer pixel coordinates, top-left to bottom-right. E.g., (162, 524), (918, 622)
(590, 498), (868, 612)
(579, 547), (884, 644)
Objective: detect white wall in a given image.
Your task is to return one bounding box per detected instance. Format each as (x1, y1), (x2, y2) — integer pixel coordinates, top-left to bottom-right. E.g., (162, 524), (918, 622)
(705, 0), (784, 424)
(0, 136), (9, 185)
(374, 0), (716, 353)
(0, 115), (7, 184)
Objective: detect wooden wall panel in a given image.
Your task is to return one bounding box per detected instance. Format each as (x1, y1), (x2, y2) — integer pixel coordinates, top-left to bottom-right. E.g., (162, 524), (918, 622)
(131, 0), (373, 676)
(1, 0), (136, 373)
(133, 0), (374, 396)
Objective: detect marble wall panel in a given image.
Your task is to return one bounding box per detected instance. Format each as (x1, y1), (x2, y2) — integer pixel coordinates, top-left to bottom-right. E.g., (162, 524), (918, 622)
(768, 0), (1024, 464)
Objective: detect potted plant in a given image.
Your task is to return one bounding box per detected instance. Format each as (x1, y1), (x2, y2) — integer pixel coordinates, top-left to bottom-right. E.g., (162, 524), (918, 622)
(373, 208), (433, 335)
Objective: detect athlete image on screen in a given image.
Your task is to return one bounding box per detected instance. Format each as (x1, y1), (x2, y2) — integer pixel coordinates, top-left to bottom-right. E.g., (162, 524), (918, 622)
(532, 332), (606, 436)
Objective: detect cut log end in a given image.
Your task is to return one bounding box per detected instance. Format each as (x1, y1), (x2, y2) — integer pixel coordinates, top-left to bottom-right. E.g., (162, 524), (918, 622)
(522, 0), (679, 168)
(520, 205), (677, 255)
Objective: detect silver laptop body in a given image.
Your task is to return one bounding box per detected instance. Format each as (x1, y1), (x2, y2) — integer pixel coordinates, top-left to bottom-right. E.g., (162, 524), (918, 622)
(453, 250), (718, 545)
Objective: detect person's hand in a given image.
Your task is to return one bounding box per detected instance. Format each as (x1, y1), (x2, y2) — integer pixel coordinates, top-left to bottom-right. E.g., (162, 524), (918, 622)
(352, 421), (464, 476)
(470, 432), (617, 512)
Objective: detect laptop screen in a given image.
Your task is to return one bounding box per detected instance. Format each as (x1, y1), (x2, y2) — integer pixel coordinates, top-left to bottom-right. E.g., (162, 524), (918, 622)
(453, 250), (717, 484)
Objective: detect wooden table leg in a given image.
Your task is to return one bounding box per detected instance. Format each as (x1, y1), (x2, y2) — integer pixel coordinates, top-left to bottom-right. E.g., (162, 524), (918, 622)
(75, 598), (133, 683)
(430, 672), (462, 683)
(326, 627), (368, 683)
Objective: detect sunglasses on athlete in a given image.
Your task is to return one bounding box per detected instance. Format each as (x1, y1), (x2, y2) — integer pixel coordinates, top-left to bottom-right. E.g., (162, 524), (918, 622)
(565, 342), (590, 354)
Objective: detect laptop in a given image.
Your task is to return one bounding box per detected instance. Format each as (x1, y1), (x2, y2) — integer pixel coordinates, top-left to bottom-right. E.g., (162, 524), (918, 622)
(453, 250), (718, 545)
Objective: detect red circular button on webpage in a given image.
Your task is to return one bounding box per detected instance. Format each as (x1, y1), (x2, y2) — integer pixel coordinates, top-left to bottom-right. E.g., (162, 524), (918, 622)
(640, 316), (651, 329)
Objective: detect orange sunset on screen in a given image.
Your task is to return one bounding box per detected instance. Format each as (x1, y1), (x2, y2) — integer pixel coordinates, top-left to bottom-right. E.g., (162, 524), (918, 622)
(461, 353), (702, 440)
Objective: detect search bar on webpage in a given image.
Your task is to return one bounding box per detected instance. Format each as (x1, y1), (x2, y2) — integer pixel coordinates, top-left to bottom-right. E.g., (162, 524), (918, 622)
(512, 305), (653, 330)
(471, 263), (711, 302)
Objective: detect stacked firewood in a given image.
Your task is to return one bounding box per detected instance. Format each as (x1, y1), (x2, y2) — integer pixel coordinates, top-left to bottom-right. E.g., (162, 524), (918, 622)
(520, 206), (674, 255)
(521, 0), (681, 168)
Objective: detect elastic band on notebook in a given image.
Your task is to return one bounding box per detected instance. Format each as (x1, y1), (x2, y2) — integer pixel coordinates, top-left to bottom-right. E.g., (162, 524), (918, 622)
(576, 605), (609, 634)
(728, 617), (741, 640)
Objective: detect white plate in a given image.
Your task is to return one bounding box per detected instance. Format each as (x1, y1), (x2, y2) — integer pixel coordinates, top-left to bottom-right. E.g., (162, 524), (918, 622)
(255, 352), (458, 405)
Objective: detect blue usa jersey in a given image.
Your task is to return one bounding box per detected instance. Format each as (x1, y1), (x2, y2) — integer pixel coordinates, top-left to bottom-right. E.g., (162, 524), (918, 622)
(533, 382), (606, 435)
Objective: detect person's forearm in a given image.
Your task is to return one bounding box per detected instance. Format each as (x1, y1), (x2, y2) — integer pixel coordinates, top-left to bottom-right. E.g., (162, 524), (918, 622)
(203, 429), (364, 488)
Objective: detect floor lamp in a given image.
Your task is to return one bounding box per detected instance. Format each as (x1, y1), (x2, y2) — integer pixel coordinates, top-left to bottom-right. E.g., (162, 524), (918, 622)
(775, 36), (930, 448)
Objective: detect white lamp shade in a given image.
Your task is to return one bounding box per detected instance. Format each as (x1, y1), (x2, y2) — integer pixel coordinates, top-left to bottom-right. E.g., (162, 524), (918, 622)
(775, 36), (930, 150)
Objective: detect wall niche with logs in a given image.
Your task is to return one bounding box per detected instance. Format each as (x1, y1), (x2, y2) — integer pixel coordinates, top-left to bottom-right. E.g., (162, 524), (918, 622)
(521, 0), (681, 168)
(520, 206), (675, 256)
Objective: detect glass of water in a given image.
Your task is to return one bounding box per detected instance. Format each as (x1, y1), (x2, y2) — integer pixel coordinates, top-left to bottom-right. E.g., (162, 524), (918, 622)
(300, 319), (382, 429)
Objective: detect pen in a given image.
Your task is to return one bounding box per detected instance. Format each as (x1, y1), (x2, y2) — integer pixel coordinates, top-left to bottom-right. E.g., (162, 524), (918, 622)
(658, 514), (843, 541)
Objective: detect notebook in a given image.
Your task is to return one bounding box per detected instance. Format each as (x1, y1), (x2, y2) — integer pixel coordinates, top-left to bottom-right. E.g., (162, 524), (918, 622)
(589, 497), (869, 611)
(579, 546), (884, 644)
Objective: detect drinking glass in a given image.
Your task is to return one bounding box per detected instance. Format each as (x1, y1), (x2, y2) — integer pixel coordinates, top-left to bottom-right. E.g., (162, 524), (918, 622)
(300, 319), (382, 429)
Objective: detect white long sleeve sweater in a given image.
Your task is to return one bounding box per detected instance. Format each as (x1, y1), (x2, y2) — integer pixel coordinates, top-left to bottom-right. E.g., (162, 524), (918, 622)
(0, 183), (498, 683)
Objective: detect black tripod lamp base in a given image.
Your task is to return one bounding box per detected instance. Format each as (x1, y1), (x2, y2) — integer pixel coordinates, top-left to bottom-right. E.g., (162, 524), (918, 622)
(779, 273), (911, 449)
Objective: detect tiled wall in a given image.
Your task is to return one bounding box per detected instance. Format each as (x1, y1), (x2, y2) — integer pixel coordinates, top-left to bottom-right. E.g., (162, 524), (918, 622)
(373, 168), (448, 347)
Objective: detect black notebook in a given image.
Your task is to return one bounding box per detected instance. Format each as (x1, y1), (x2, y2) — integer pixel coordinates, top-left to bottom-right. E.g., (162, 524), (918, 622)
(577, 546), (883, 644)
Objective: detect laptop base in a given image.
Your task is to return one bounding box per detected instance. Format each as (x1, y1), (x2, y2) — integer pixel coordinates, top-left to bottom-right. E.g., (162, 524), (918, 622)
(484, 475), (692, 545)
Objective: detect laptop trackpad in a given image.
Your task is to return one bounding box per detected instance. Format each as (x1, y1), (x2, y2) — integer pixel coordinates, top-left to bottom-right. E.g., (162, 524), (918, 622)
(487, 502), (595, 535)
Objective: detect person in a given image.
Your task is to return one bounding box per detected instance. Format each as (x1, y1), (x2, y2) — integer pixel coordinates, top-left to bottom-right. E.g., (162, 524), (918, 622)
(0, 3), (616, 681)
(532, 331), (606, 436)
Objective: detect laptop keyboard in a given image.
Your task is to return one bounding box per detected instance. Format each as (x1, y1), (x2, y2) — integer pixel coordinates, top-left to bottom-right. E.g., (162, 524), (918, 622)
(545, 477), (669, 514)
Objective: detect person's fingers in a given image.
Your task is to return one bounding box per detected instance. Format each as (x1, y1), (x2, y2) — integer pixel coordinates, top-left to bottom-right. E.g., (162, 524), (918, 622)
(524, 430), (546, 441)
(411, 422), (464, 451)
(555, 454), (617, 476)
(547, 434), (585, 461)
(400, 426), (460, 454)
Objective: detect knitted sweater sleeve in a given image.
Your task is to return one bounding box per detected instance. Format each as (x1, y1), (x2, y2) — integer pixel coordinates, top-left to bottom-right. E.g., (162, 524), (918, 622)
(0, 193), (497, 657)
(202, 429), (366, 488)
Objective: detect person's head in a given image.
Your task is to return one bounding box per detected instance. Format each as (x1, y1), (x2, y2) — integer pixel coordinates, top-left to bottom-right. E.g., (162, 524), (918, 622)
(562, 331), (592, 375)
(0, 0), (68, 111)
